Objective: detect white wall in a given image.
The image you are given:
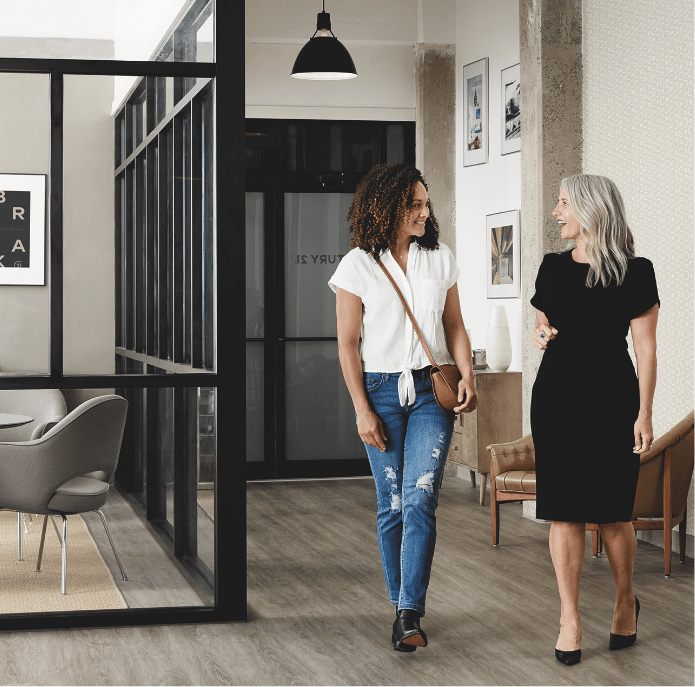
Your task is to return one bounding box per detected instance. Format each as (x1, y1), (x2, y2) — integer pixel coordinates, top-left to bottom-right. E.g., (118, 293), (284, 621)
(0, 2), (114, 39)
(583, 0), (694, 540)
(114, 0), (187, 60)
(0, 70), (115, 375)
(0, 74), (50, 372)
(63, 75), (116, 375)
(245, 0), (417, 121)
(0, 2), (115, 61)
(455, 0), (521, 368)
(113, 0), (190, 109)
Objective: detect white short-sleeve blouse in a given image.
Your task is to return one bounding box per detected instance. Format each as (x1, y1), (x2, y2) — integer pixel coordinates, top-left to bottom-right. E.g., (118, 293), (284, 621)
(328, 242), (460, 406)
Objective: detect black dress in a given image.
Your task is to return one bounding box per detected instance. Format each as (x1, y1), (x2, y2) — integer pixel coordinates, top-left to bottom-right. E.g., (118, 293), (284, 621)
(530, 250), (660, 523)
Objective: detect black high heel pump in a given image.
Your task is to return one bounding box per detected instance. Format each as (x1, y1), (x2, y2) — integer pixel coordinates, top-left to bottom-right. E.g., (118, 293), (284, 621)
(554, 648), (581, 666)
(609, 595), (640, 650)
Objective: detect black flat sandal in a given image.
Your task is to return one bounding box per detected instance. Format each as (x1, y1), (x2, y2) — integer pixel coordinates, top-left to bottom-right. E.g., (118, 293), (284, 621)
(392, 609), (428, 652)
(609, 595), (640, 650)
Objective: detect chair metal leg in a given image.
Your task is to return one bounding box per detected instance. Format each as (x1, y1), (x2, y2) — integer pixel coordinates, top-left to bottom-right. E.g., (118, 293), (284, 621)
(95, 509), (128, 581)
(60, 515), (68, 595)
(51, 515), (63, 545)
(37, 514), (69, 592)
(21, 513), (28, 534)
(36, 515), (49, 572)
(17, 512), (22, 561)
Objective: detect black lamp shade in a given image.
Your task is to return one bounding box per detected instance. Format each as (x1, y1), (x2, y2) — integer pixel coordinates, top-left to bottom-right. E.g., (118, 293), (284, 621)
(291, 29), (357, 80)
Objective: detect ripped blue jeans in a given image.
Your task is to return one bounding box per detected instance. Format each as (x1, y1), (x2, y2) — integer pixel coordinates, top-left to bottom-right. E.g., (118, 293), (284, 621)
(362, 367), (454, 616)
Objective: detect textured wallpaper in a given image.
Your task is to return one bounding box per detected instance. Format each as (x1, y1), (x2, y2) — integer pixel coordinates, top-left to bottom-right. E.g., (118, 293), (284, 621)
(583, 0), (694, 535)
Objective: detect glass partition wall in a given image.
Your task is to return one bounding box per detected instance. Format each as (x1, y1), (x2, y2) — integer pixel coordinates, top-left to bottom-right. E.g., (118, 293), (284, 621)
(0, 0), (245, 631)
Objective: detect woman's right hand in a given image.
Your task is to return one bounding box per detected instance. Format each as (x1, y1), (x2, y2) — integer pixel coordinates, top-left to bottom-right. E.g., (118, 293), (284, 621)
(533, 323), (558, 350)
(357, 410), (388, 452)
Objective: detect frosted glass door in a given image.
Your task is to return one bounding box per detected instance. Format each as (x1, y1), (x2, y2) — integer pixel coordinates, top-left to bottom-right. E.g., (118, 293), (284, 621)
(283, 192), (363, 462)
(285, 341), (364, 461)
(284, 193), (352, 338)
(246, 192), (265, 338)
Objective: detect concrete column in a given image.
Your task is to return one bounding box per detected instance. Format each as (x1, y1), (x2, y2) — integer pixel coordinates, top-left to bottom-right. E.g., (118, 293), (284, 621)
(520, 0), (582, 432)
(415, 42), (457, 479)
(415, 43), (456, 254)
(519, 0), (582, 518)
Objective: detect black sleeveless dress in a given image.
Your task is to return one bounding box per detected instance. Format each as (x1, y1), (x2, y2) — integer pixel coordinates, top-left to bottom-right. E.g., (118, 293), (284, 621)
(530, 250), (660, 523)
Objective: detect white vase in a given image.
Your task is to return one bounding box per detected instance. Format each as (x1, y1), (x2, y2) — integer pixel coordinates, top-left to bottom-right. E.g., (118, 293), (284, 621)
(487, 306), (512, 372)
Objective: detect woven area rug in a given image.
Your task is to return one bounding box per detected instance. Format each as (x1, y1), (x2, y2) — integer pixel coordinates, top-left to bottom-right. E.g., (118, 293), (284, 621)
(197, 491), (215, 522)
(0, 511), (127, 613)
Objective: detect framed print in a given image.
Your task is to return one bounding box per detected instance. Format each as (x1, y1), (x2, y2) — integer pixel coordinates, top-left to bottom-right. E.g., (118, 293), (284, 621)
(463, 58), (488, 166)
(0, 174), (46, 285)
(501, 63), (521, 155)
(487, 210), (520, 298)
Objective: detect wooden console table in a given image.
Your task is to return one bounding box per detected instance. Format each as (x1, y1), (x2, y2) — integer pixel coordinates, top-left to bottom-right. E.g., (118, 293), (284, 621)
(447, 369), (522, 505)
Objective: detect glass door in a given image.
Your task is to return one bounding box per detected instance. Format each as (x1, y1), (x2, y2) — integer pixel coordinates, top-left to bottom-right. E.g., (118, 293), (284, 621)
(244, 118), (415, 480)
(246, 185), (368, 479)
(281, 189), (365, 473)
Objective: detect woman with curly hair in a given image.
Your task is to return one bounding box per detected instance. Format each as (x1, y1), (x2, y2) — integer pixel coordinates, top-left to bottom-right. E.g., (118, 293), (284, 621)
(328, 163), (476, 651)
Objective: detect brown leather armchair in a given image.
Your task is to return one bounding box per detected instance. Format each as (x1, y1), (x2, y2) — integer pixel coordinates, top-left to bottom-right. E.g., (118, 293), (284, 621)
(487, 434), (537, 546)
(587, 411), (694, 577)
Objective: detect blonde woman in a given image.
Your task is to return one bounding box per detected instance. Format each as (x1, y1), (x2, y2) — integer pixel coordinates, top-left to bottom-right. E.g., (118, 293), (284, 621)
(530, 174), (659, 665)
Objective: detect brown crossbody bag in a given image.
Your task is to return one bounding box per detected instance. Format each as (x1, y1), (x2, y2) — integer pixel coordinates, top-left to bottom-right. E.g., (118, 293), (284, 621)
(373, 253), (463, 415)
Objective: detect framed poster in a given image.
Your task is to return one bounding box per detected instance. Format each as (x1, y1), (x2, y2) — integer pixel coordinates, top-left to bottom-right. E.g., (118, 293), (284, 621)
(487, 210), (520, 298)
(463, 58), (488, 166)
(501, 63), (521, 155)
(0, 174), (46, 285)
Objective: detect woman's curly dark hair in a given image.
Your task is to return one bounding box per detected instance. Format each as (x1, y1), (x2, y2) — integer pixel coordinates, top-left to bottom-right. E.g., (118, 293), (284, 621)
(347, 164), (440, 257)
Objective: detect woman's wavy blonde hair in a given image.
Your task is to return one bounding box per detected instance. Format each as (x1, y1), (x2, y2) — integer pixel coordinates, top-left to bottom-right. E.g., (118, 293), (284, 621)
(561, 173), (636, 287)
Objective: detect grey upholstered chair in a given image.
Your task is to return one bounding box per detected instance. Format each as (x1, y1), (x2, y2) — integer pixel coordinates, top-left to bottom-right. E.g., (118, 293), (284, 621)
(0, 395), (128, 594)
(0, 389), (66, 442)
(0, 389), (67, 556)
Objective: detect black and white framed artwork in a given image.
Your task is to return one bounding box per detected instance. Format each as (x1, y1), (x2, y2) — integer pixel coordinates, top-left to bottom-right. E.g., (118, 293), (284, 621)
(487, 209), (520, 298)
(501, 63), (521, 155)
(463, 58), (489, 166)
(0, 174), (46, 285)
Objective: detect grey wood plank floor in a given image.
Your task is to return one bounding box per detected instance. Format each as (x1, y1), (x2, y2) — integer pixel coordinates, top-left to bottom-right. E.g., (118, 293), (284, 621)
(0, 476), (690, 686)
(81, 490), (209, 608)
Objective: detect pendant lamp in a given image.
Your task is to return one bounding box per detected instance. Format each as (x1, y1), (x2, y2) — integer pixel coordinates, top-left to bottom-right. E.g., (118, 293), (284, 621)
(291, 1), (358, 80)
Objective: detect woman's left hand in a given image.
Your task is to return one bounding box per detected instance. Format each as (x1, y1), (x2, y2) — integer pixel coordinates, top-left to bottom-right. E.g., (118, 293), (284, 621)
(633, 414), (654, 453)
(454, 378), (477, 414)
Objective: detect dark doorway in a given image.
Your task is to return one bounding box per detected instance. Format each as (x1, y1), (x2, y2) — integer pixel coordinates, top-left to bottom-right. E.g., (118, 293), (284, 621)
(245, 119), (415, 480)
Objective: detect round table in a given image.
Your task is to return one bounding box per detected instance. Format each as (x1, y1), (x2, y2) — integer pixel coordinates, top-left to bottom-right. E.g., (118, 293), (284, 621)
(0, 414), (33, 429)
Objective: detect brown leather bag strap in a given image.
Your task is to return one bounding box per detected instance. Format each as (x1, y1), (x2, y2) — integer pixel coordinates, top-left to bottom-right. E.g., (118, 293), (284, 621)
(372, 253), (439, 369)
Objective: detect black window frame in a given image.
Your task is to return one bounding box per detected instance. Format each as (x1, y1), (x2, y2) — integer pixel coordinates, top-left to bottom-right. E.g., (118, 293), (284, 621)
(0, 0), (245, 631)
